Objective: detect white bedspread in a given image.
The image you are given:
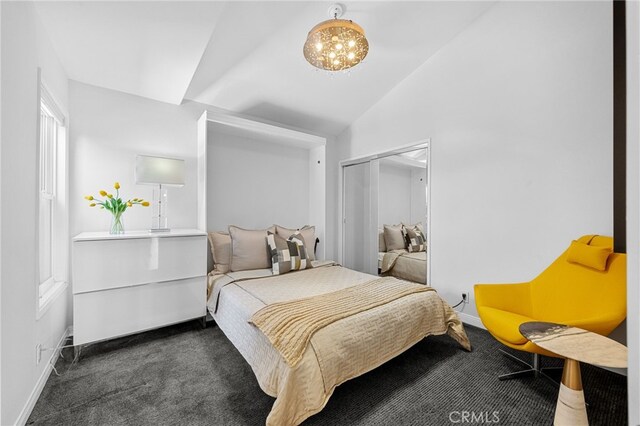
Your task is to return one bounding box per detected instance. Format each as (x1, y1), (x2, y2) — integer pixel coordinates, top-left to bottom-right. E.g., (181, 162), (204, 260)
(208, 262), (470, 426)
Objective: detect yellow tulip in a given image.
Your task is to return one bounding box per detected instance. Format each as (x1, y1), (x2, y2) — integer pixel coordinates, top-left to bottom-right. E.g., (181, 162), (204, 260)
(84, 195), (94, 201)
(114, 182), (120, 190)
(141, 201), (150, 207)
(99, 190), (107, 196)
(127, 202), (132, 207)
(107, 194), (113, 199)
(89, 203), (96, 207)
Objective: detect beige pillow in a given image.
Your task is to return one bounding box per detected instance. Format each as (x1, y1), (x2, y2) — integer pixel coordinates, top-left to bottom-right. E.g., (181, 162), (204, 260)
(378, 229), (387, 252)
(384, 224), (406, 251)
(229, 225), (276, 272)
(208, 231), (231, 273)
(276, 225), (316, 261)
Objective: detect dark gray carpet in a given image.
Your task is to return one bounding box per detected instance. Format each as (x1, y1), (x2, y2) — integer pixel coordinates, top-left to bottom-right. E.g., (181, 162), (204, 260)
(27, 321), (627, 425)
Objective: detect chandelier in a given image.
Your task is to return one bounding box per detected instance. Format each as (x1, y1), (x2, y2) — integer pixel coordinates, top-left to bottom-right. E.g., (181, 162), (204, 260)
(303, 4), (369, 72)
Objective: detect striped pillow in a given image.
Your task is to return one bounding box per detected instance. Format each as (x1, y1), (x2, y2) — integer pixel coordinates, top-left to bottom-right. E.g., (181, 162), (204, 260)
(403, 225), (426, 253)
(275, 225), (316, 261)
(267, 231), (312, 275)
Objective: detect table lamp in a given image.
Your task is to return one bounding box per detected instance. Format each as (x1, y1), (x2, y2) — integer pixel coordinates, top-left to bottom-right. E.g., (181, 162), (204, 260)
(135, 155), (185, 232)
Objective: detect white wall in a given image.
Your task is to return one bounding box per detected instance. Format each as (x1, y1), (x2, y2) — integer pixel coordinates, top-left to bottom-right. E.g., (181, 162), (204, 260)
(410, 167), (427, 226)
(0, 3), (4, 421)
(70, 85), (337, 262)
(1, 2), (70, 424)
(626, 1), (640, 424)
(69, 81), (203, 237)
(378, 161), (412, 227)
(378, 159), (427, 229)
(337, 1), (613, 322)
(206, 128), (310, 231)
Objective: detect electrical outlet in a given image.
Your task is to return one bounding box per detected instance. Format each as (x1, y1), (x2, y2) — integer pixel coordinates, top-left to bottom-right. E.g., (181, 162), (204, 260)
(462, 293), (469, 305)
(36, 344), (42, 365)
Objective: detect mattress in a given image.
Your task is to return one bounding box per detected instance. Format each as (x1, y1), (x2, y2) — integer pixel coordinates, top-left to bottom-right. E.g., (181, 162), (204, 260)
(208, 261), (469, 426)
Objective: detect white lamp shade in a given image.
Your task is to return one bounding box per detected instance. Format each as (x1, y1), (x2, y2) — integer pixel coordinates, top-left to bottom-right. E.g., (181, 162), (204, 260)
(135, 155), (185, 186)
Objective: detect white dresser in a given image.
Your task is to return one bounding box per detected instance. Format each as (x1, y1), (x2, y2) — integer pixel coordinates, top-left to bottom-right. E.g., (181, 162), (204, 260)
(72, 228), (207, 346)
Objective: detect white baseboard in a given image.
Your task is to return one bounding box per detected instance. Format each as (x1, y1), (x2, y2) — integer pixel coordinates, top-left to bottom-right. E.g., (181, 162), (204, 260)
(16, 326), (72, 426)
(457, 311), (486, 330)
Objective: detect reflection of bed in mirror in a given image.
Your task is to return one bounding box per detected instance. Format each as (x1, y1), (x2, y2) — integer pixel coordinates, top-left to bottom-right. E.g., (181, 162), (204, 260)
(341, 142), (429, 282)
(378, 228), (427, 284)
(376, 150), (428, 284)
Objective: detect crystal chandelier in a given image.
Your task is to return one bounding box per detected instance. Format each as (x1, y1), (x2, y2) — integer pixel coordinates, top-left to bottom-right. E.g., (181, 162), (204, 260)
(303, 4), (369, 72)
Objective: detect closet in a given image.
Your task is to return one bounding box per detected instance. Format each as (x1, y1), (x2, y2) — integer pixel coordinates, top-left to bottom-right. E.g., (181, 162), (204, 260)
(340, 142), (430, 282)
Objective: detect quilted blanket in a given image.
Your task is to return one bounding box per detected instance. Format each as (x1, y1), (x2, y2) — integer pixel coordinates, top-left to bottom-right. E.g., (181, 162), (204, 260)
(208, 262), (470, 426)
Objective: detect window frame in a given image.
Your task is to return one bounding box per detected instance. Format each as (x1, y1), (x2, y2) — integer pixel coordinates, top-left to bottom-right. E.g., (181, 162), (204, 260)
(36, 74), (69, 318)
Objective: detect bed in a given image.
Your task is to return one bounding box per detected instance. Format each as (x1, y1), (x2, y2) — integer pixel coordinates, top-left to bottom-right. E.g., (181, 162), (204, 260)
(380, 249), (427, 284)
(208, 261), (470, 426)
(378, 227), (427, 284)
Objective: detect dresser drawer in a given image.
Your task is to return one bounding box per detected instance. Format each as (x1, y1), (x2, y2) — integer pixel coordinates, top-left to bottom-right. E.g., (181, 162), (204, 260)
(73, 235), (206, 294)
(73, 276), (206, 345)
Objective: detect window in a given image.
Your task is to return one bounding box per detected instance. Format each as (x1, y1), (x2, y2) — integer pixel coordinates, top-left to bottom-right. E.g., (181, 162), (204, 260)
(38, 81), (68, 313)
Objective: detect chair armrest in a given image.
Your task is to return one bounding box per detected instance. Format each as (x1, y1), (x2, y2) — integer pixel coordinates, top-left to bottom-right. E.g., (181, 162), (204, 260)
(474, 282), (532, 316)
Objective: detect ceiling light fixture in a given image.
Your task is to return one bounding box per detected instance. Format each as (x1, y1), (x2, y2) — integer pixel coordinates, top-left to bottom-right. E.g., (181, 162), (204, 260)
(303, 4), (369, 72)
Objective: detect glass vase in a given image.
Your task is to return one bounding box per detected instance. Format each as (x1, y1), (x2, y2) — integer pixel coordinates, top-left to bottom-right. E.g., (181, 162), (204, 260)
(110, 213), (125, 235)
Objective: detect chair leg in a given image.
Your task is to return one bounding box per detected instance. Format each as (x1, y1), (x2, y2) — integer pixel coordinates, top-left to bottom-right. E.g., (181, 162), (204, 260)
(498, 351), (546, 381)
(539, 366), (564, 385)
(498, 350), (568, 386)
(499, 349), (532, 368)
(499, 368), (538, 380)
(539, 369), (560, 385)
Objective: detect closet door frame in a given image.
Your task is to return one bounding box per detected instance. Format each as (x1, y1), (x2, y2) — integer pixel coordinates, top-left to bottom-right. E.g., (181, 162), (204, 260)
(338, 139), (431, 284)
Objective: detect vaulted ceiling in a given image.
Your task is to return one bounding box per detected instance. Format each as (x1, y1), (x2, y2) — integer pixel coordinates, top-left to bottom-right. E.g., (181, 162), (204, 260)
(35, 1), (494, 135)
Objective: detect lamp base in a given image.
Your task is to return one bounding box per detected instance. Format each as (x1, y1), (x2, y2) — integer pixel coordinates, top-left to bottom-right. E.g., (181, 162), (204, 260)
(151, 185), (169, 231)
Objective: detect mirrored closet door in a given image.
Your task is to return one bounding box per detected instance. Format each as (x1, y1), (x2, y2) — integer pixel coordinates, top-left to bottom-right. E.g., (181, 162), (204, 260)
(343, 160), (376, 275)
(341, 143), (430, 284)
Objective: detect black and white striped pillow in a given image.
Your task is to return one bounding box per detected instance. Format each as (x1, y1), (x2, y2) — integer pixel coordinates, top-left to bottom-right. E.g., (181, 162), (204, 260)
(403, 225), (426, 253)
(267, 231), (312, 275)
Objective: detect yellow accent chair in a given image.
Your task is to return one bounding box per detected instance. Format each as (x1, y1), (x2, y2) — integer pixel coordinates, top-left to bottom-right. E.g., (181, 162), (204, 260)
(474, 235), (626, 380)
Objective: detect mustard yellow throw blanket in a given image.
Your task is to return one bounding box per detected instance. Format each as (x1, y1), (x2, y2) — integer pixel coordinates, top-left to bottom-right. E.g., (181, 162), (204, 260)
(250, 277), (434, 367)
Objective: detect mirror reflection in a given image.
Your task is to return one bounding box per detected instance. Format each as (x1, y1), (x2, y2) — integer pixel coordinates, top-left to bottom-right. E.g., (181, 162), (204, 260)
(342, 145), (429, 284)
(378, 149), (427, 284)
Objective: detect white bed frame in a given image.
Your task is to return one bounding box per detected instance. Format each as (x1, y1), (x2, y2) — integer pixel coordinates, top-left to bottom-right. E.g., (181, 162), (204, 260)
(196, 109), (327, 260)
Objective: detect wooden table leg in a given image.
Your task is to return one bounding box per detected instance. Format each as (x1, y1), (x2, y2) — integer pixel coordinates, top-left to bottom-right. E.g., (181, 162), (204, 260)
(554, 359), (588, 426)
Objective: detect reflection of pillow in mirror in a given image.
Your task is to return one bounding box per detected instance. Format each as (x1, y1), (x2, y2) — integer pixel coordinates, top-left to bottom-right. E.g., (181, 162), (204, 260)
(378, 229), (387, 252)
(276, 225), (316, 261)
(403, 225), (426, 253)
(403, 222), (424, 234)
(229, 225), (276, 271)
(267, 231), (312, 275)
(384, 224), (405, 251)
